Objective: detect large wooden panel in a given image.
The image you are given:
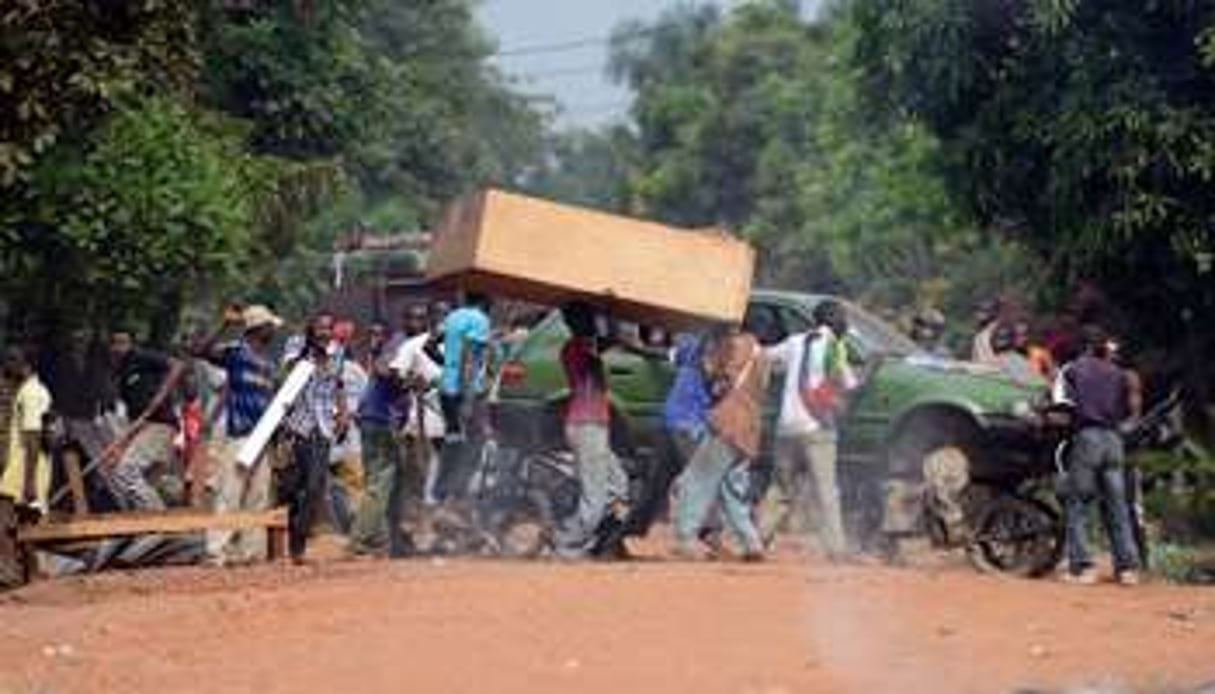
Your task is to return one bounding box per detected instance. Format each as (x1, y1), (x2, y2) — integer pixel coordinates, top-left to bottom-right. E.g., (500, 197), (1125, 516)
(427, 189), (755, 328)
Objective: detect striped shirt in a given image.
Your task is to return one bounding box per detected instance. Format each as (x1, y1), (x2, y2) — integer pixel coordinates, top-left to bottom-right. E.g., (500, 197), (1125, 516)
(283, 355), (342, 440)
(218, 341), (275, 438)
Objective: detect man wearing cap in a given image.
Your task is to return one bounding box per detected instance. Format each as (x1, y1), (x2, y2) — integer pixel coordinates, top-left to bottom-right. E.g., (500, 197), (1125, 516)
(194, 303), (282, 565)
(910, 308), (951, 359)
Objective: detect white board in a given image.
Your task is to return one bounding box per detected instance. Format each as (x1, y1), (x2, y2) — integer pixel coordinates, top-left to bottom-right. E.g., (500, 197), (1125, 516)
(236, 360), (315, 468)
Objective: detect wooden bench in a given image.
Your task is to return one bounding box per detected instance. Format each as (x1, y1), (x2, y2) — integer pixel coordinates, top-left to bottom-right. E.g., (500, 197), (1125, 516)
(14, 507), (289, 580)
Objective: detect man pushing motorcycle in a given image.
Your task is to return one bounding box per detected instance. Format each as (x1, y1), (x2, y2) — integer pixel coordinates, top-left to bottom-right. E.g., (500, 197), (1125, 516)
(1053, 325), (1143, 586)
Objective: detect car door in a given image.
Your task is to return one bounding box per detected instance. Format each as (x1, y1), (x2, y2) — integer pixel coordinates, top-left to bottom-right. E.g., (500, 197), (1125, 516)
(596, 325), (675, 453)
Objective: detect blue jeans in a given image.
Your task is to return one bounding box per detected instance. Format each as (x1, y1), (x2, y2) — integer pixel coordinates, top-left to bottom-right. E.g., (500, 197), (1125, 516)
(672, 435), (762, 555)
(1063, 428), (1140, 574)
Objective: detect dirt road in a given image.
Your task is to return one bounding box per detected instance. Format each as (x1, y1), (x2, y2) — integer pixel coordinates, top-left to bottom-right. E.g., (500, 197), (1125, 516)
(0, 542), (1212, 694)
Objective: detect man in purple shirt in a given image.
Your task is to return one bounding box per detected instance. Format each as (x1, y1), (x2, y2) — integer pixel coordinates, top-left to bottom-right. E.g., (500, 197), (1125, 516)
(1055, 325), (1141, 586)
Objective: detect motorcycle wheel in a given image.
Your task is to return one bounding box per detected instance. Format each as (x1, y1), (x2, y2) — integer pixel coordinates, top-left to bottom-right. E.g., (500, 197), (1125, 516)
(968, 494), (1063, 578)
(495, 510), (548, 558)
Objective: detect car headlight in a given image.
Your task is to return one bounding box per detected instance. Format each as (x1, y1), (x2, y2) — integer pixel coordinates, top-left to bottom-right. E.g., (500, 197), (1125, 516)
(1009, 399), (1036, 421)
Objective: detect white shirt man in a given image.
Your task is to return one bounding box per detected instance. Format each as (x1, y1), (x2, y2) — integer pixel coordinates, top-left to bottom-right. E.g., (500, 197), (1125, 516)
(389, 332), (445, 441)
(761, 303), (857, 557)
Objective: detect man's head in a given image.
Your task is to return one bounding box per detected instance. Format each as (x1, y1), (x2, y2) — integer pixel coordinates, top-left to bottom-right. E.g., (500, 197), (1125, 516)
(242, 304), (283, 347)
(813, 299), (849, 336)
(1012, 318), (1032, 351)
(402, 304), (429, 337)
(707, 322), (739, 346)
(742, 307), (778, 344)
(109, 330), (135, 364)
(2, 345), (33, 382)
(367, 320), (389, 352)
(465, 292), (492, 312)
(307, 312), (335, 350)
(561, 301), (597, 338)
(990, 323), (1016, 354)
(911, 308), (945, 344)
(1081, 324), (1111, 359)
(429, 300), (451, 329)
(67, 329), (91, 360)
(974, 299), (999, 328)
(333, 319), (356, 348)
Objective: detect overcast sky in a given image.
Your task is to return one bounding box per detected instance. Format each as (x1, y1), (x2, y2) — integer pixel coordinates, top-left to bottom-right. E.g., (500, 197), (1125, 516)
(478, 0), (823, 128)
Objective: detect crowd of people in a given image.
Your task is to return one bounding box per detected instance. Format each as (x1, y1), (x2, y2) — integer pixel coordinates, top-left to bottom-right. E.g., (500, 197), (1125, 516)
(0, 300), (452, 571)
(0, 288), (1149, 585)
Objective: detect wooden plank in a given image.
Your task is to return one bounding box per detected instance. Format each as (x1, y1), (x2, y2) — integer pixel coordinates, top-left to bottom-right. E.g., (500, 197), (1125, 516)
(18, 507), (288, 543)
(237, 359), (315, 468)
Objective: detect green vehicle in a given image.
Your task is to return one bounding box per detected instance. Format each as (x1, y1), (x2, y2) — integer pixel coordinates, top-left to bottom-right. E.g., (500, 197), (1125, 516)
(494, 290), (1060, 572)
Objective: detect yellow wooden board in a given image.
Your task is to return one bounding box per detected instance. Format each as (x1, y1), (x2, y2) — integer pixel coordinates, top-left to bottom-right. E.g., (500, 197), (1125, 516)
(18, 507), (288, 543)
(427, 189), (755, 329)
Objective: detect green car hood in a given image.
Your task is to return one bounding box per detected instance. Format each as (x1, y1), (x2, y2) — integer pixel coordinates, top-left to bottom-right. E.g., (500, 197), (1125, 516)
(872, 353), (1048, 419)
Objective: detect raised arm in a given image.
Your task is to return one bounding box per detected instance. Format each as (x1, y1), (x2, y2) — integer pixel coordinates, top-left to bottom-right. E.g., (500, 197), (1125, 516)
(131, 355), (186, 430)
(193, 304), (244, 363)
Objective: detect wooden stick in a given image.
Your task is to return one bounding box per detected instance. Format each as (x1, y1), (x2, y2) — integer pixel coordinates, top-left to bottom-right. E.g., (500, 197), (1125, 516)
(61, 448), (90, 516)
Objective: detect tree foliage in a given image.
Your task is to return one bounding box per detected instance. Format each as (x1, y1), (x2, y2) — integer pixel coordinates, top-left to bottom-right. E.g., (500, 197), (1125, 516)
(601, 0), (1023, 316)
(847, 0), (1215, 352)
(0, 0), (199, 188)
(19, 98), (263, 336)
(522, 127), (637, 213)
(1, 0), (551, 341)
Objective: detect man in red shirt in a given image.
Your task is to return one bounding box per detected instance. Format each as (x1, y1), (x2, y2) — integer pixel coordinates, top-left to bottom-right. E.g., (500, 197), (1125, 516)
(553, 302), (627, 557)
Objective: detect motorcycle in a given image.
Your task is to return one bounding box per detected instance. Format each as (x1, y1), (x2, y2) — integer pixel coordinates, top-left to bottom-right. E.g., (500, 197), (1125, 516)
(964, 389), (1181, 577)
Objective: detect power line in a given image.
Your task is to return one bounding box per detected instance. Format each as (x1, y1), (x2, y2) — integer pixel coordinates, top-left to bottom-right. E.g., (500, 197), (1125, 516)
(493, 26), (652, 58)
(515, 63), (609, 80)
(496, 35), (607, 57)
(557, 99), (632, 117)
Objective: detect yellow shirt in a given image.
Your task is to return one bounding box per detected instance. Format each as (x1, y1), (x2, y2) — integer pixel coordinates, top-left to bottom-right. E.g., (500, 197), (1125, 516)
(1, 375), (51, 506)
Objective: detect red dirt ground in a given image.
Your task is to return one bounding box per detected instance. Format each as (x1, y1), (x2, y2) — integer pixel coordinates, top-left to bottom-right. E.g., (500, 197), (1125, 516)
(0, 539), (1212, 694)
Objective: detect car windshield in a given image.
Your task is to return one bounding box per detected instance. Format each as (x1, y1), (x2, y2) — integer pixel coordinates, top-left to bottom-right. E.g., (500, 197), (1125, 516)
(842, 301), (920, 357)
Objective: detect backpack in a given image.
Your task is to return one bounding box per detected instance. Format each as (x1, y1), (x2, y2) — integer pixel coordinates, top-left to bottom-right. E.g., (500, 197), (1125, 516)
(797, 330), (847, 427)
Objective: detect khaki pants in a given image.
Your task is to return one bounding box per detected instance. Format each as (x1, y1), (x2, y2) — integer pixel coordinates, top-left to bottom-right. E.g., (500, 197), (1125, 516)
(205, 436), (273, 564)
(553, 424), (627, 555)
(763, 432), (847, 556)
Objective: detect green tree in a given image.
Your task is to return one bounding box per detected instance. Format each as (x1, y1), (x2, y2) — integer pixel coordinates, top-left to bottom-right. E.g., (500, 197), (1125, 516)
(847, 0), (1215, 408)
(13, 98), (264, 341)
(197, 0), (551, 316)
(0, 0), (199, 188)
(604, 0), (1022, 320)
(522, 127), (637, 213)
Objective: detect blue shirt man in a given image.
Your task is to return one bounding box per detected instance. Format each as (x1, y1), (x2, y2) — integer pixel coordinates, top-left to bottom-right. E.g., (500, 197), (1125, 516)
(358, 332), (408, 428)
(219, 340), (276, 438)
(663, 334), (711, 440)
(440, 299), (492, 397)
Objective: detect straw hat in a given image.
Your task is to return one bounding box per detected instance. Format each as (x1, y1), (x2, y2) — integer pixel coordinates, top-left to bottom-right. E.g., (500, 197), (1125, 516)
(242, 304), (283, 331)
